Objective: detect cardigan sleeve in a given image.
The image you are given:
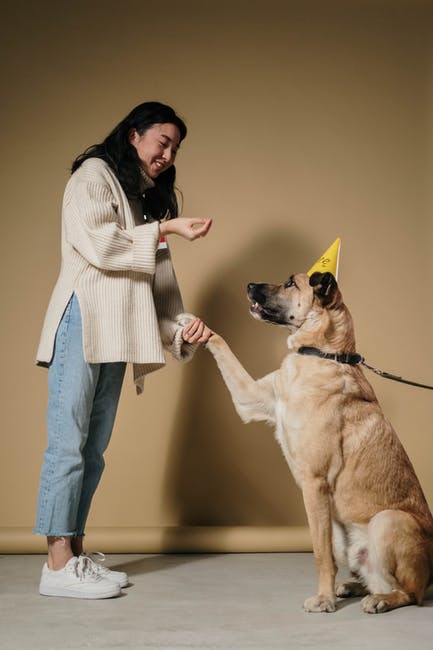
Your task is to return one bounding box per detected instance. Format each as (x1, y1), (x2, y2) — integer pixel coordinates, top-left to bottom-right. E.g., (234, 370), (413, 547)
(153, 248), (199, 363)
(64, 179), (160, 274)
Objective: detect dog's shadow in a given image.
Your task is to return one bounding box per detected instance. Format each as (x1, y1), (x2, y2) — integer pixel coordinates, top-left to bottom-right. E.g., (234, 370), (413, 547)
(161, 231), (314, 527)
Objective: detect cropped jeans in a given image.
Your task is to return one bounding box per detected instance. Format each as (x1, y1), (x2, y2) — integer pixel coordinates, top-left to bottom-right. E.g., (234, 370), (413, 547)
(34, 294), (126, 537)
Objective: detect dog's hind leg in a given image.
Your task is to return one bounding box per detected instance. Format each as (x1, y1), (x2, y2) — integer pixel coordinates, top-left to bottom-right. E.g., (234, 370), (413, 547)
(335, 523), (370, 598)
(361, 509), (430, 614)
(332, 521), (368, 598)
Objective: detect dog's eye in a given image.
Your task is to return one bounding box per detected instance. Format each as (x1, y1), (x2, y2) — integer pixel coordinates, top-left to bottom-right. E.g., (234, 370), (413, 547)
(284, 277), (295, 288)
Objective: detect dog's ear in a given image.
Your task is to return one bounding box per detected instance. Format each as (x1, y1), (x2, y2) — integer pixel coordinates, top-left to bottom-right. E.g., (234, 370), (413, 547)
(309, 272), (341, 308)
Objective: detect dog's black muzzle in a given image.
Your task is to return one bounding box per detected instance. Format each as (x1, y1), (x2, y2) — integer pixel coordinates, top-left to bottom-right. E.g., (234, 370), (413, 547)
(247, 283), (269, 304)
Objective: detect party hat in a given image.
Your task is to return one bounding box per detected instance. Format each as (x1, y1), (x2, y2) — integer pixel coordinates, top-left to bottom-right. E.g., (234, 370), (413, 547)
(307, 237), (341, 279)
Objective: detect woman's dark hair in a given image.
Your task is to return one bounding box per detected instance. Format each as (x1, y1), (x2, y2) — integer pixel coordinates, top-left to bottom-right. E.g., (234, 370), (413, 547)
(71, 102), (187, 220)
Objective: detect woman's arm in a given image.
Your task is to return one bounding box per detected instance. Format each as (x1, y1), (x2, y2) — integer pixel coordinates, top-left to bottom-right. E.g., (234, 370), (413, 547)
(64, 179), (160, 274)
(159, 217), (212, 241)
(153, 215), (213, 359)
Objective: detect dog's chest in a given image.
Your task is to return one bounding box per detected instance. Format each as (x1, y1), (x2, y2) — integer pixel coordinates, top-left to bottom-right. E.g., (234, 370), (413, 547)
(272, 359), (344, 487)
(274, 398), (305, 485)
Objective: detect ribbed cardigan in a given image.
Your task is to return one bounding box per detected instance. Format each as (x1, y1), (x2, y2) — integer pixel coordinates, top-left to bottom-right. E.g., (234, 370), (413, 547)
(36, 157), (197, 394)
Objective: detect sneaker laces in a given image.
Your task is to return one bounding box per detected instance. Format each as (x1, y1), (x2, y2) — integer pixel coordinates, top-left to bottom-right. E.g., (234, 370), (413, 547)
(70, 554), (101, 581)
(81, 552), (111, 576)
(86, 551), (106, 565)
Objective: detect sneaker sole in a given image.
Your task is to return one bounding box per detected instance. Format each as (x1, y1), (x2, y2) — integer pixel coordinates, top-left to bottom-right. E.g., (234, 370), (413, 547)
(107, 576), (129, 588)
(39, 585), (121, 599)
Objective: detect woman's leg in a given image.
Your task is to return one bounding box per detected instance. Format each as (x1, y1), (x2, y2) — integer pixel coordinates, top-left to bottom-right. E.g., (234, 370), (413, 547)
(34, 294), (100, 565)
(34, 295), (124, 598)
(45, 362), (126, 558)
(71, 363), (128, 588)
(47, 536), (74, 570)
(75, 361), (126, 537)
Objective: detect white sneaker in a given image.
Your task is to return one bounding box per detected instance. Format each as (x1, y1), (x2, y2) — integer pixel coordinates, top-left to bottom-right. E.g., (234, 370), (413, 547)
(39, 555), (121, 599)
(82, 552), (129, 588)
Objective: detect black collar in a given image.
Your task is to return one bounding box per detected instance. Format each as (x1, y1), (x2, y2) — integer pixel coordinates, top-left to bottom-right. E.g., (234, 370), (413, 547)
(297, 346), (364, 366)
(298, 347), (433, 391)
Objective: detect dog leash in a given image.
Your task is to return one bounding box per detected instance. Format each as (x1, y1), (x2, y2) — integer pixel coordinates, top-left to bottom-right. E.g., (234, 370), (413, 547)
(297, 347), (433, 391)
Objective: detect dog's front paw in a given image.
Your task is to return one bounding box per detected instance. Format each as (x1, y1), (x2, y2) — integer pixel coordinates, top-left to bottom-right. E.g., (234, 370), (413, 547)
(175, 313), (197, 328)
(304, 594), (336, 613)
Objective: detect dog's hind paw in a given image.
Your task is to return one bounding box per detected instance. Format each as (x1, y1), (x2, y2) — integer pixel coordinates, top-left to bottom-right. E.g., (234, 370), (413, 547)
(336, 581), (368, 598)
(304, 594), (337, 613)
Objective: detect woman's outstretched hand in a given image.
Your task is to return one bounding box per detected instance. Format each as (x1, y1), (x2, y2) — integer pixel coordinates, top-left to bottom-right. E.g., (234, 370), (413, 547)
(160, 218), (212, 241)
(182, 318), (213, 344)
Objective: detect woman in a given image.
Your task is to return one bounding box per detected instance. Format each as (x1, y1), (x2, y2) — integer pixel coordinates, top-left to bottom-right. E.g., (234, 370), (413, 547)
(34, 102), (212, 599)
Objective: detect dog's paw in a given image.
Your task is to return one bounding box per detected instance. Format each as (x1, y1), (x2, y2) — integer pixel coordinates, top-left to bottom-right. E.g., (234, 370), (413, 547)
(175, 313), (197, 328)
(336, 581), (368, 598)
(304, 594), (337, 613)
(361, 594), (391, 614)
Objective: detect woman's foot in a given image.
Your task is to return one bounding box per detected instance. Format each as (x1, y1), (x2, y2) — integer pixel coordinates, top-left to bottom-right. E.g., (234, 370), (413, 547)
(39, 555), (121, 599)
(80, 552), (129, 588)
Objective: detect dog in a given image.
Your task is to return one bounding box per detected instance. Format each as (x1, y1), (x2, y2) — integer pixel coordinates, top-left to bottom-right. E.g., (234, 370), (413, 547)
(206, 270), (433, 613)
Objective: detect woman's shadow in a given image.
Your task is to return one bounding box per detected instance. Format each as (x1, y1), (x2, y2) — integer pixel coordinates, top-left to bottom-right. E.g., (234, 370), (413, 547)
(161, 231), (315, 532)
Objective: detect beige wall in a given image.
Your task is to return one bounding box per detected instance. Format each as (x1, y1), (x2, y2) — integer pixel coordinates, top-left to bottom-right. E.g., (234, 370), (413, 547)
(1, 0), (432, 553)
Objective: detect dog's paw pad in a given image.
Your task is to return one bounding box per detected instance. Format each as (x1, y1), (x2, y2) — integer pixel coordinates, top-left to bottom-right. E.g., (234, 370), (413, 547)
(304, 595), (336, 613)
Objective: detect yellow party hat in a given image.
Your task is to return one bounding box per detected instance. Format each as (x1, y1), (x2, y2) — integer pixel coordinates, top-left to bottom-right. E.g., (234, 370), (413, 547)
(307, 237), (341, 279)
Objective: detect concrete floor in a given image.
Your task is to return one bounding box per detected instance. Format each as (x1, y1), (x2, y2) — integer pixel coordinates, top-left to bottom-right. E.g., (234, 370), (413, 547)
(1, 553), (432, 650)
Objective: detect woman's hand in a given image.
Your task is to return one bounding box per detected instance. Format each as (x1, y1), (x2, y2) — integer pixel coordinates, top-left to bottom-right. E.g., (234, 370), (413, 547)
(160, 218), (212, 241)
(182, 318), (213, 344)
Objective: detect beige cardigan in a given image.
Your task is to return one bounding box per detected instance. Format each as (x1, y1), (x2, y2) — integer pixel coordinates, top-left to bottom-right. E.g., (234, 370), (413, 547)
(36, 157), (197, 394)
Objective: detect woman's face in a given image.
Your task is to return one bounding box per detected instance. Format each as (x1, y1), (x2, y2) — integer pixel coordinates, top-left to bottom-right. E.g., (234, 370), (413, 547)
(129, 123), (181, 179)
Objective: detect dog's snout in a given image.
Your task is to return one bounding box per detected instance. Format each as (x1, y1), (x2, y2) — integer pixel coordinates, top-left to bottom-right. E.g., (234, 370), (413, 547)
(247, 283), (266, 302)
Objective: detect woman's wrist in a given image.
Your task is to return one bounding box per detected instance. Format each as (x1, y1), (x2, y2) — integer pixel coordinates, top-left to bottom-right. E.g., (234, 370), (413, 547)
(159, 221), (168, 237)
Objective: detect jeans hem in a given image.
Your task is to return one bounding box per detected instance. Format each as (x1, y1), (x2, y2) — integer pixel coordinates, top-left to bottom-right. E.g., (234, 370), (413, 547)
(32, 529), (79, 537)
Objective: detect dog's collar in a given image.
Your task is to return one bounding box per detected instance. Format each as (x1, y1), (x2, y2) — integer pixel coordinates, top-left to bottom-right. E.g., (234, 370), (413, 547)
(297, 346), (364, 366)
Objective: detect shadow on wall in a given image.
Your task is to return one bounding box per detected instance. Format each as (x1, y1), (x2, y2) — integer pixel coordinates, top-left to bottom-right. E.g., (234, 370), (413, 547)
(162, 231), (316, 527)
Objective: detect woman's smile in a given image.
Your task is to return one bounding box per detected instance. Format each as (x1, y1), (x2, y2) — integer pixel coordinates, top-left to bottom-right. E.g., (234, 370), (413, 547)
(129, 123), (181, 178)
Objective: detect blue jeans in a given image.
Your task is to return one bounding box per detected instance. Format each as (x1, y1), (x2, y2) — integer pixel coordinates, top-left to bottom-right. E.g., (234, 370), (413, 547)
(34, 294), (126, 537)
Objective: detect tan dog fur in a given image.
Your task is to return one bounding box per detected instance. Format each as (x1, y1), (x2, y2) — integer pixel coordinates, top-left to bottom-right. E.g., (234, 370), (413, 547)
(206, 271), (433, 613)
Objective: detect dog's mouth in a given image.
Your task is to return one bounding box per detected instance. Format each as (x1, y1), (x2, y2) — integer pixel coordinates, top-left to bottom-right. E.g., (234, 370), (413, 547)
(249, 299), (288, 325)
(250, 301), (264, 315)
(249, 299), (274, 318)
